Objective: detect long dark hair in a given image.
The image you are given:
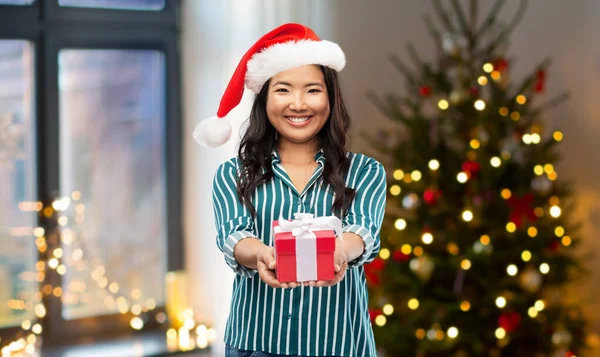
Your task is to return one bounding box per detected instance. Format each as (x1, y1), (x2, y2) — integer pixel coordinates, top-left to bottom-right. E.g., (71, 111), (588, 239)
(236, 65), (355, 219)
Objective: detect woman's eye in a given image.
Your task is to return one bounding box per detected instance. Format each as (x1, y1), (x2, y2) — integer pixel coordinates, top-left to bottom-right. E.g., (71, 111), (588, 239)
(275, 88), (288, 92)
(308, 88), (321, 93)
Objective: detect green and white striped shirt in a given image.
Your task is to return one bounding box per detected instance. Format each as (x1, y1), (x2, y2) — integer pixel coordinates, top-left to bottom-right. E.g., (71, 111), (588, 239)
(212, 149), (387, 357)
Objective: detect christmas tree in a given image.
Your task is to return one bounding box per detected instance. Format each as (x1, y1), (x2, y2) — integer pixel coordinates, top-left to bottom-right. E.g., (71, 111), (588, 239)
(364, 1), (589, 356)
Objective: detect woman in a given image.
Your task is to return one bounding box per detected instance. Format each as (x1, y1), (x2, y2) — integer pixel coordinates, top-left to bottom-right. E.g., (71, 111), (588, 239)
(195, 23), (387, 357)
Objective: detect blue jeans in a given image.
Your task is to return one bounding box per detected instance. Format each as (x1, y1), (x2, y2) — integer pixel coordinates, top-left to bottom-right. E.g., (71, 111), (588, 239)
(225, 345), (342, 357)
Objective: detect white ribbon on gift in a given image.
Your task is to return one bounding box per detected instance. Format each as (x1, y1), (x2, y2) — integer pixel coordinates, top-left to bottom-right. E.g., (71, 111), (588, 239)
(275, 213), (342, 282)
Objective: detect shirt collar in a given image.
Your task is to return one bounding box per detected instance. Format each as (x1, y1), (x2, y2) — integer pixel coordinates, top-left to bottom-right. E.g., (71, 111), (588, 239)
(271, 148), (325, 166)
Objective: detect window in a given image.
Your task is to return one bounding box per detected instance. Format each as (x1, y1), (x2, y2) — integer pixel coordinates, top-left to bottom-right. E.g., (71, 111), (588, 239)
(0, 0), (181, 348)
(0, 40), (36, 329)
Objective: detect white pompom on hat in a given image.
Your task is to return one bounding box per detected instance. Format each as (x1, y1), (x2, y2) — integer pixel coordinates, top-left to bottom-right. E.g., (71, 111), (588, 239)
(193, 23), (346, 147)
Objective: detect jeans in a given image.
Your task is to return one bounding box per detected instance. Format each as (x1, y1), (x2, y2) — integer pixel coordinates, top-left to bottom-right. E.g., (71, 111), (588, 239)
(225, 345), (342, 357)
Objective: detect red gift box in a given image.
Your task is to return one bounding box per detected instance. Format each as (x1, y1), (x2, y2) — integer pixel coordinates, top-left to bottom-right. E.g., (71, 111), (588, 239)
(272, 213), (341, 283)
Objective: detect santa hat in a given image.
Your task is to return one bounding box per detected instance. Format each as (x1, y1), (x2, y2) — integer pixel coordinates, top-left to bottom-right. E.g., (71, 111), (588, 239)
(193, 23), (346, 147)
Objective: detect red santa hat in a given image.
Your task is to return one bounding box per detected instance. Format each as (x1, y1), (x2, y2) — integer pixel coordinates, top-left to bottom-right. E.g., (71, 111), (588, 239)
(193, 23), (346, 147)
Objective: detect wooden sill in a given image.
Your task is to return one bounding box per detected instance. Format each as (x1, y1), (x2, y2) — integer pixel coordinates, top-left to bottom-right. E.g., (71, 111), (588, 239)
(39, 330), (212, 357)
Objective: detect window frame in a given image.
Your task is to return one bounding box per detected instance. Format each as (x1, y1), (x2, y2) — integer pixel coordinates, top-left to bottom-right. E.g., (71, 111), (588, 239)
(0, 0), (182, 346)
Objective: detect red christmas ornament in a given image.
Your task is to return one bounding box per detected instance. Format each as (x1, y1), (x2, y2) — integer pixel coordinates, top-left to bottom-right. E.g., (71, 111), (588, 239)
(493, 58), (509, 72)
(392, 249), (411, 262)
(534, 80), (545, 93)
(534, 69), (546, 93)
(423, 188), (442, 205)
(506, 193), (538, 229)
(364, 257), (385, 286)
(565, 352), (575, 357)
(368, 309), (382, 323)
(461, 160), (481, 178)
(498, 311), (521, 332)
(419, 85), (432, 97)
(536, 69), (546, 80)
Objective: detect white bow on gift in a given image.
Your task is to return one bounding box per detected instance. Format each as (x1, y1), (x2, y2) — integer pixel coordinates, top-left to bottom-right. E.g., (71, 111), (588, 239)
(278, 213), (343, 240)
(276, 213), (343, 282)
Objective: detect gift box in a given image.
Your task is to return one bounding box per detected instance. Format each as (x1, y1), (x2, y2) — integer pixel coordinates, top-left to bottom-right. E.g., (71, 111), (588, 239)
(273, 213), (342, 283)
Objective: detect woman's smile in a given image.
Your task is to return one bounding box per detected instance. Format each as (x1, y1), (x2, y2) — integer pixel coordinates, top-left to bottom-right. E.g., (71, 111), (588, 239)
(285, 115), (313, 127)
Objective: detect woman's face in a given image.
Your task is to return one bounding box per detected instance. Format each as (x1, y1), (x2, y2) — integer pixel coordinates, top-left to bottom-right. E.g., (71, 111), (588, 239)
(266, 65), (330, 147)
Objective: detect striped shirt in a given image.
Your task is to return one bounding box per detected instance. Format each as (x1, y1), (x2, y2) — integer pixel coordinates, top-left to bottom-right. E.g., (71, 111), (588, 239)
(212, 149), (387, 357)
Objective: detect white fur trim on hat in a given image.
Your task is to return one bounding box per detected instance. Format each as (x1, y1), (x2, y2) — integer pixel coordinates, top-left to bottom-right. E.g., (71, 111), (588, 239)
(192, 115), (232, 147)
(245, 39), (346, 93)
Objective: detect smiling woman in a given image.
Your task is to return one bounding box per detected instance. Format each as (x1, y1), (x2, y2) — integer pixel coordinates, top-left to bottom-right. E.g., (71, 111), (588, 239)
(196, 23), (387, 357)
(266, 65), (331, 147)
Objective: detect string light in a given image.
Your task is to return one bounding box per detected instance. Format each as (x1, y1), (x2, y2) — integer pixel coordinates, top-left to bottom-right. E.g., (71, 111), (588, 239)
(411, 170), (422, 182)
(447, 327), (459, 339)
(521, 251), (532, 262)
(408, 298), (420, 310)
(516, 94), (527, 104)
(495, 297), (507, 308)
(474, 100), (486, 111)
(491, 71), (501, 80)
(480, 235), (491, 245)
(413, 246), (424, 256)
(401, 244), (412, 254)
(375, 315), (387, 326)
(540, 263), (550, 274)
(457, 172), (468, 183)
(421, 233), (434, 245)
(544, 164), (554, 174)
(438, 99), (449, 110)
(394, 218), (407, 230)
(383, 304), (394, 315)
(506, 222), (516, 233)
(490, 157), (501, 167)
(528, 307), (539, 318)
(416, 329), (426, 339)
(499, 107), (509, 116)
(507, 264), (518, 276)
(446, 242), (459, 255)
(550, 206), (562, 218)
(428, 159), (440, 170)
(379, 248), (390, 259)
(562, 236), (572, 247)
(462, 210), (473, 222)
(555, 226), (565, 237)
(483, 63), (494, 73)
(501, 189), (511, 199)
(553, 131), (563, 141)
(389, 185), (401, 196)
(461, 259), (472, 270)
(470, 139), (480, 149)
(533, 165), (544, 175)
(460, 301), (471, 311)
(495, 328), (506, 339)
(535, 300), (545, 311)
(510, 111), (520, 121)
(393, 169), (404, 180)
(477, 76), (488, 85)
(527, 227), (538, 237)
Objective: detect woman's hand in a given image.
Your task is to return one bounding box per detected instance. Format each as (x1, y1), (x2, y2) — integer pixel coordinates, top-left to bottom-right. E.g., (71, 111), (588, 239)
(256, 245), (301, 289)
(304, 238), (348, 288)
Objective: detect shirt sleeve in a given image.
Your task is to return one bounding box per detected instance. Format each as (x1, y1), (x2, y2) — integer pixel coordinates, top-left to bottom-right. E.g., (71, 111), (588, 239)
(212, 159), (259, 277)
(343, 158), (387, 268)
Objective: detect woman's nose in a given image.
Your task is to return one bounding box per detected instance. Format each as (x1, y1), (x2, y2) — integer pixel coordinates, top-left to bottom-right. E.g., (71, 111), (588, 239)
(289, 93), (307, 111)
